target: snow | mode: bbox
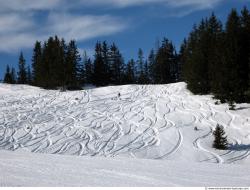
[1,150,250,187]
[0,82,250,186]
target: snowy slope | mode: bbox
[0,82,250,186]
[1,150,250,187]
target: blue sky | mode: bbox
[0,0,249,79]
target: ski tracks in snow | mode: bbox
[0,83,249,164]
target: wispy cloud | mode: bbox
[0,34,40,52]
[166,0,223,8]
[0,0,225,53]
[0,12,127,53]
[163,0,224,17]
[80,0,223,9]
[0,13,34,34]
[0,0,61,12]
[48,13,127,41]
[0,0,129,53]
[0,0,224,12]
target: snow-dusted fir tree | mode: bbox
[213,124,228,150]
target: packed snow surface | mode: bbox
[0,82,250,186]
[1,150,250,186]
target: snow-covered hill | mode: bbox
[0,82,250,186]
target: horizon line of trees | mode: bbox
[3,7,250,104]
[180,7,250,104]
[4,36,180,89]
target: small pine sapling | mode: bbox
[213,124,228,150]
[229,101,236,110]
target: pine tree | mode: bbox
[40,40,49,88]
[84,52,93,84]
[32,41,43,86]
[39,36,66,88]
[3,65,12,84]
[10,67,16,84]
[229,101,236,110]
[65,40,81,89]
[154,38,177,84]
[148,49,156,83]
[17,52,27,84]
[80,50,89,85]
[182,15,224,95]
[241,7,250,102]
[186,19,211,94]
[137,48,146,84]
[93,42,106,86]
[222,9,243,102]
[248,55,250,99]
[52,36,65,88]
[143,60,150,84]
[27,66,32,85]
[248,55,250,100]
[31,36,82,89]
[59,38,67,88]
[179,9,250,103]
[213,124,228,150]
[207,13,224,99]
[102,41,110,85]
[109,43,124,85]
[179,38,187,81]
[125,59,136,84]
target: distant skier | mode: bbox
[118,92,121,98]
[194,126,198,131]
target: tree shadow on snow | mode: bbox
[228,143,250,151]
[235,106,250,111]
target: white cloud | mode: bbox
[165,0,222,8]
[85,0,224,17]
[0,14,34,34]
[0,0,225,53]
[0,34,41,52]
[0,0,61,11]
[47,13,127,41]
[0,13,39,52]
[83,0,165,7]
[164,0,224,17]
[80,0,223,9]
[0,0,224,11]
[0,11,127,53]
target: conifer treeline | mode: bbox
[3,7,250,103]
[181,7,250,103]
[4,37,179,89]
[32,37,81,89]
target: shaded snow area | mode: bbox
[0,82,250,186]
